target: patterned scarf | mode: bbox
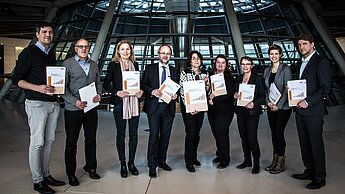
[120,60,139,119]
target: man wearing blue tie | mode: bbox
[141,44,179,178]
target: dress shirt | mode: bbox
[299,51,316,79]
[35,42,51,54]
[159,62,171,86]
[75,55,91,76]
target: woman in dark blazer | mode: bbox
[207,55,236,169]
[234,56,265,174]
[180,51,210,173]
[103,40,143,178]
[263,44,292,174]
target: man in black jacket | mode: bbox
[292,33,331,190]
[12,22,65,194]
[141,44,179,178]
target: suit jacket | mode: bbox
[103,61,140,106]
[208,71,236,115]
[235,72,265,116]
[141,63,179,116]
[296,53,331,116]
[61,57,103,111]
[263,63,292,110]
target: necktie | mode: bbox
[161,66,166,84]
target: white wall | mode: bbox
[0,37,30,74]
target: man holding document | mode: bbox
[12,22,66,194]
[292,33,331,190]
[61,38,102,186]
[141,44,179,178]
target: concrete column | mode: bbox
[223,0,245,65]
[90,0,118,63]
[301,0,345,75]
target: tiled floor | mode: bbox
[0,100,345,194]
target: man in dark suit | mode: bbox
[141,44,179,178]
[292,33,331,190]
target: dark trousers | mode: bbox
[236,108,260,165]
[113,103,140,162]
[267,108,292,156]
[295,111,326,182]
[208,111,234,165]
[147,103,174,169]
[181,104,204,166]
[64,108,98,176]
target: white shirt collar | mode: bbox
[302,50,316,63]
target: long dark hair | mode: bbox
[213,54,233,78]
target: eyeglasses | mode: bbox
[192,57,200,60]
[76,45,90,49]
[240,63,252,66]
[159,52,171,56]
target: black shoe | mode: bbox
[68,175,79,186]
[34,181,55,194]
[120,162,128,178]
[292,170,313,180]
[149,168,157,178]
[306,180,326,190]
[212,157,220,163]
[158,162,172,171]
[186,165,195,173]
[236,161,252,169]
[128,161,139,176]
[193,160,201,166]
[217,163,229,169]
[44,175,65,186]
[252,165,260,174]
[83,166,100,179]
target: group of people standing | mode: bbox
[12,21,331,194]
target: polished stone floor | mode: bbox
[0,100,345,194]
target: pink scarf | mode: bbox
[120,60,139,119]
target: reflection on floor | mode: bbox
[0,100,345,194]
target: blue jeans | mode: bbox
[25,100,60,183]
[113,103,140,162]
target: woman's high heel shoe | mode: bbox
[120,162,128,178]
[128,161,139,176]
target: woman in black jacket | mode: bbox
[234,56,265,174]
[207,55,236,169]
[103,40,143,178]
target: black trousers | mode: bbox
[208,111,234,165]
[64,108,98,176]
[147,103,174,169]
[236,108,260,165]
[267,108,292,156]
[113,103,140,162]
[181,105,204,166]
[295,111,326,182]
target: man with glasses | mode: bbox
[61,38,103,186]
[12,22,66,194]
[141,44,179,178]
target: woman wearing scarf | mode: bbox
[103,40,143,178]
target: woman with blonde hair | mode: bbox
[103,40,143,178]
